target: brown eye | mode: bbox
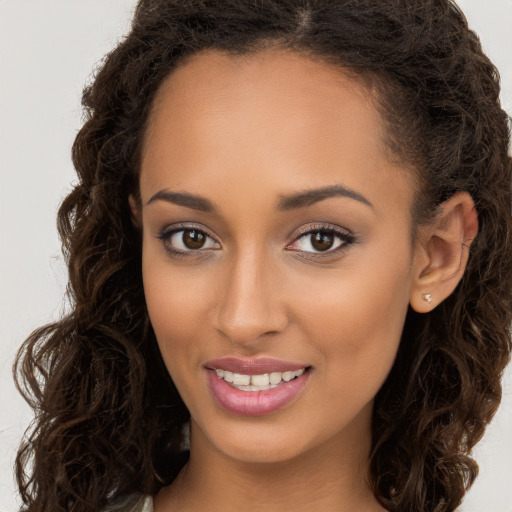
[311,231,335,252]
[182,230,206,249]
[159,227,220,254]
[287,225,354,255]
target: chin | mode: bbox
[190,410,368,467]
[219,437,315,465]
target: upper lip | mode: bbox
[204,357,308,375]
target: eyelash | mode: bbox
[156,223,220,259]
[286,224,357,259]
[156,223,357,260]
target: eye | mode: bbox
[286,225,355,255]
[157,225,220,256]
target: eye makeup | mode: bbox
[156,223,221,260]
[155,221,357,261]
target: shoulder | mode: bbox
[103,494,154,512]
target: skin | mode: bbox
[131,48,478,512]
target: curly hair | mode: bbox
[14,1,512,511]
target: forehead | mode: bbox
[151,48,371,109]
[145,48,382,148]
[140,48,413,218]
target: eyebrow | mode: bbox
[146,190,215,212]
[146,183,373,212]
[278,184,373,211]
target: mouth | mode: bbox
[213,367,306,391]
[204,358,311,416]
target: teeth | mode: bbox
[215,368,305,391]
[232,373,251,386]
[269,372,282,385]
[251,373,270,386]
[282,371,297,382]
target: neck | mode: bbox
[155,414,385,512]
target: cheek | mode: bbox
[294,240,413,398]
[141,248,211,368]
[143,226,413,400]
[143,265,214,419]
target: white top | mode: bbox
[104,494,153,512]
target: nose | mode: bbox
[212,249,288,346]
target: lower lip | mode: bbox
[206,369,310,416]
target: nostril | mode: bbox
[212,263,289,343]
[214,324,284,346]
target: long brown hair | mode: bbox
[15,1,512,511]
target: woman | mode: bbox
[14,1,512,511]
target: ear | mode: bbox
[410,192,478,313]
[128,194,142,229]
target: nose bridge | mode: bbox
[214,245,286,344]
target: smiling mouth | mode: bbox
[214,368,306,391]
[205,360,311,415]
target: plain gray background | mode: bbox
[1,1,511,510]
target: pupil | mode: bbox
[311,232,334,251]
[183,230,205,249]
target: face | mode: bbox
[136,49,418,465]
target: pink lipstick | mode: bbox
[204,357,310,416]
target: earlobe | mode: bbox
[128,194,142,229]
[410,192,478,313]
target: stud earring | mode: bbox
[422,293,432,303]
